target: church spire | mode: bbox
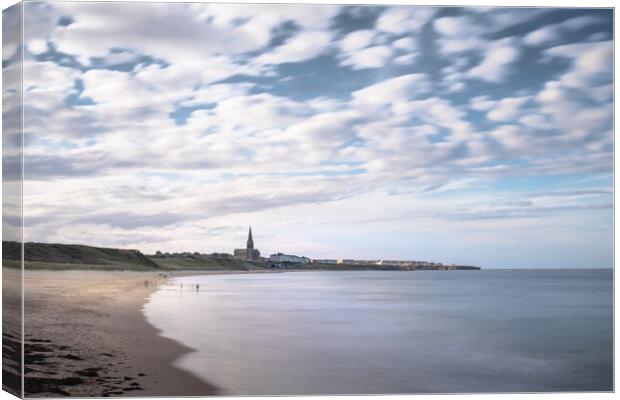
[247,226,254,250]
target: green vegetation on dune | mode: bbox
[2,241,164,271]
[1,241,269,271]
[14,260,162,271]
[150,255,268,271]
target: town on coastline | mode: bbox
[151,227,481,271]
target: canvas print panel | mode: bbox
[2,1,615,398]
[2,2,23,397]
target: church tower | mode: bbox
[246,226,254,259]
[234,226,260,260]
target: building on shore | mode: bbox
[234,226,261,261]
[336,259,381,265]
[311,259,338,264]
[269,253,310,264]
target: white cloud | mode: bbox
[24,59,79,94]
[536,80,564,104]
[133,59,252,101]
[50,3,266,64]
[22,2,62,57]
[30,2,341,86]
[394,53,417,66]
[377,7,437,35]
[469,96,494,112]
[287,110,362,160]
[256,31,332,65]
[488,124,528,152]
[391,97,473,140]
[180,83,254,107]
[338,30,396,70]
[340,45,394,70]
[434,16,480,37]
[524,15,606,47]
[194,3,340,40]
[535,79,612,143]
[545,41,612,88]
[81,69,179,110]
[433,14,522,88]
[486,97,528,122]
[519,114,549,129]
[99,50,142,67]
[392,37,416,52]
[340,29,376,53]
[468,39,520,83]
[433,15,486,56]
[27,39,48,54]
[352,74,431,105]
[468,7,552,32]
[339,29,420,70]
[524,26,559,46]
[185,93,307,138]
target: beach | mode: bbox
[20,269,220,397]
[9,268,613,396]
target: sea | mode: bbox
[143,269,613,395]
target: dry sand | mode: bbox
[18,269,233,397]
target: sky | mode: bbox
[2,2,613,268]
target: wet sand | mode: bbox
[19,269,227,397]
[3,267,23,396]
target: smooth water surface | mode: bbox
[143,270,613,395]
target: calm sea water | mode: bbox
[143,270,613,395]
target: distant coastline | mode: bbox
[2,241,480,271]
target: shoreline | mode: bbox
[21,269,228,397]
[105,270,221,396]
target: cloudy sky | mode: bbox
[3,2,613,268]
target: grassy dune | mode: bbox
[3,241,163,271]
[150,256,267,271]
[2,241,266,271]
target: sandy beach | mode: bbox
[19,269,225,397]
